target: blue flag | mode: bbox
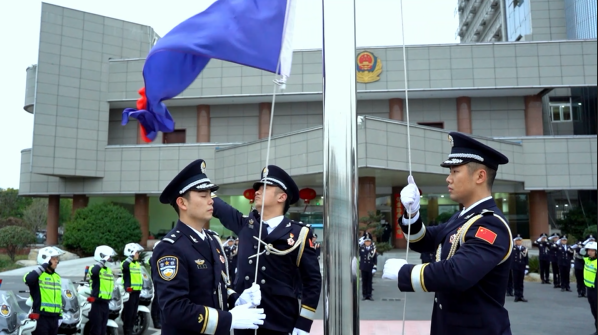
[122,0,297,142]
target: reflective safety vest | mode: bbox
[122,260,143,291]
[24,271,62,314]
[91,266,114,299]
[583,257,597,288]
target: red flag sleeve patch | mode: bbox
[474,226,497,245]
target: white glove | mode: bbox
[400,176,420,215]
[58,319,63,327]
[525,270,529,275]
[372,269,376,274]
[229,303,265,330]
[236,283,261,307]
[292,328,309,335]
[580,248,587,256]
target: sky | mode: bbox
[0,0,459,189]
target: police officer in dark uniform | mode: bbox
[572,240,587,297]
[211,165,322,335]
[396,132,514,335]
[549,233,561,288]
[312,233,321,260]
[148,241,162,329]
[359,236,378,301]
[511,234,529,302]
[153,159,266,335]
[533,233,551,284]
[557,235,574,292]
[223,236,238,285]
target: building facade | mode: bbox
[20,3,597,247]
[458,0,597,43]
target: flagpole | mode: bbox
[321,0,359,334]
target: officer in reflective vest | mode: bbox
[24,246,65,335]
[88,245,117,335]
[581,241,597,334]
[121,243,145,335]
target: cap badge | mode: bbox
[262,166,269,178]
[201,161,206,174]
[448,134,454,147]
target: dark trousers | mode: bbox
[507,270,513,294]
[151,289,161,327]
[575,268,586,295]
[588,287,597,330]
[559,264,570,289]
[539,260,550,282]
[551,261,560,286]
[123,290,141,333]
[512,268,525,298]
[32,314,59,335]
[361,270,373,298]
[88,299,109,335]
[235,329,288,335]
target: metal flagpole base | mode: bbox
[322,0,359,334]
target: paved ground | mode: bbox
[2,249,595,335]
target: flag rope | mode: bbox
[399,0,414,333]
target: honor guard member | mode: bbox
[148,241,162,329]
[549,233,561,288]
[23,246,65,335]
[223,236,238,285]
[533,233,551,284]
[396,132,513,335]
[580,241,597,334]
[88,245,117,335]
[211,165,322,335]
[121,243,145,335]
[154,159,265,335]
[359,236,378,301]
[511,235,529,302]
[557,235,574,292]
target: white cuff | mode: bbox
[401,211,420,225]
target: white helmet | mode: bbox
[586,241,597,251]
[94,245,117,262]
[37,246,65,265]
[153,241,161,250]
[124,243,144,258]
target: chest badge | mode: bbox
[195,259,207,269]
[249,219,255,229]
[287,233,295,246]
[220,255,226,264]
[449,226,463,244]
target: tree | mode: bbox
[0,217,34,231]
[62,202,142,256]
[0,226,36,262]
[59,198,73,225]
[0,188,32,219]
[23,199,48,232]
[557,201,597,240]
[359,211,393,255]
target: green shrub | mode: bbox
[62,202,142,256]
[583,225,597,239]
[0,226,35,262]
[528,255,539,273]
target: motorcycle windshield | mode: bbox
[141,266,153,291]
[0,290,22,334]
[61,279,80,313]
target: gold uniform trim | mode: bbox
[420,263,429,292]
[409,225,427,243]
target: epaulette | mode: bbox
[480,209,495,216]
[205,229,219,237]
[292,220,310,228]
[162,231,182,244]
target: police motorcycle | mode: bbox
[21,278,81,334]
[76,246,120,335]
[0,285,38,335]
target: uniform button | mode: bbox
[266,252,271,255]
[213,290,216,295]
[254,245,258,249]
[245,276,250,281]
[249,260,253,264]
[261,279,266,284]
[435,298,437,303]
[261,266,266,271]
[439,304,442,309]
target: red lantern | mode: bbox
[243,189,256,204]
[299,188,317,205]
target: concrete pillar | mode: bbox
[524,95,544,136]
[46,195,60,246]
[392,186,407,249]
[71,194,89,216]
[389,98,404,121]
[456,96,472,133]
[358,177,377,220]
[197,105,210,142]
[259,103,272,139]
[135,194,150,247]
[427,196,439,224]
[529,191,549,239]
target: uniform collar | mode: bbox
[263,215,284,230]
[459,196,493,217]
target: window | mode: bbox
[418,122,444,129]
[550,103,572,122]
[163,129,186,144]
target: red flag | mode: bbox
[474,227,497,245]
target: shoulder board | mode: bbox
[292,220,310,227]
[162,232,182,244]
[480,209,495,216]
[205,229,219,237]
